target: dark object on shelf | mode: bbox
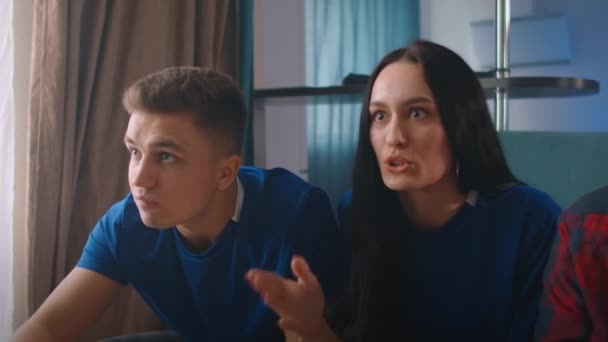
[342,73,369,85]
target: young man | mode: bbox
[535,186,608,341]
[14,67,344,341]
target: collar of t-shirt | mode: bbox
[466,191,479,206]
[231,177,244,223]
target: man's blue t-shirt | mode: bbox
[339,184,561,341]
[78,167,344,341]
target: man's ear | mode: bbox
[217,154,242,191]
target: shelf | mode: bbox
[254,84,365,99]
[253,76,599,100]
[479,76,599,98]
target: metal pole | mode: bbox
[495,0,510,131]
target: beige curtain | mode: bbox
[24,0,239,340]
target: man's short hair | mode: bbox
[122,66,246,155]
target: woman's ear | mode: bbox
[217,154,242,191]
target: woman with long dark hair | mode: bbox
[247,40,561,341]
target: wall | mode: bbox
[12,0,33,332]
[421,0,608,131]
[253,0,608,176]
[0,0,15,337]
[253,0,308,178]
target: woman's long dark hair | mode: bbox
[330,40,520,341]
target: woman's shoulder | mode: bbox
[482,183,561,213]
[479,184,561,241]
[476,185,561,237]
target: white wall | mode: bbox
[11,0,32,332]
[0,0,30,337]
[253,0,308,179]
[253,0,608,177]
[0,0,15,337]
[421,0,608,131]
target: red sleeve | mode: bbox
[535,213,608,341]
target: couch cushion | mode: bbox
[499,131,608,208]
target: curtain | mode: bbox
[0,0,15,340]
[305,0,419,205]
[25,1,239,340]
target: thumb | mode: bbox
[291,255,318,288]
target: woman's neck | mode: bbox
[398,177,466,231]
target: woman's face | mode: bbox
[369,60,455,193]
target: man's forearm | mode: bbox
[13,320,54,342]
[284,325,343,342]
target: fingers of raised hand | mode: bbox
[245,269,289,303]
[291,256,320,289]
[246,264,328,339]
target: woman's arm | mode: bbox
[506,194,560,342]
[247,256,343,342]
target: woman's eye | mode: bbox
[372,112,386,122]
[409,108,428,119]
[130,148,140,157]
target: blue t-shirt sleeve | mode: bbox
[293,187,346,303]
[77,206,129,285]
[507,191,561,342]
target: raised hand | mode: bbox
[245,256,332,339]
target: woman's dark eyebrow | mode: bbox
[369,96,433,109]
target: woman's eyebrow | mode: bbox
[369,96,433,108]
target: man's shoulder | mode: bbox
[103,193,139,224]
[560,186,608,248]
[239,166,313,198]
[236,167,335,234]
[96,193,147,239]
[565,185,608,215]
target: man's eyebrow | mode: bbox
[123,136,187,153]
[150,138,187,153]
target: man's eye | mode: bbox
[160,152,175,162]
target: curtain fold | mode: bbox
[305,0,419,205]
[25,1,239,339]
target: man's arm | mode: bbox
[13,267,124,342]
[534,214,589,341]
[535,210,608,341]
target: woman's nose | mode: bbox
[385,119,407,147]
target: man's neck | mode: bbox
[176,180,239,253]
